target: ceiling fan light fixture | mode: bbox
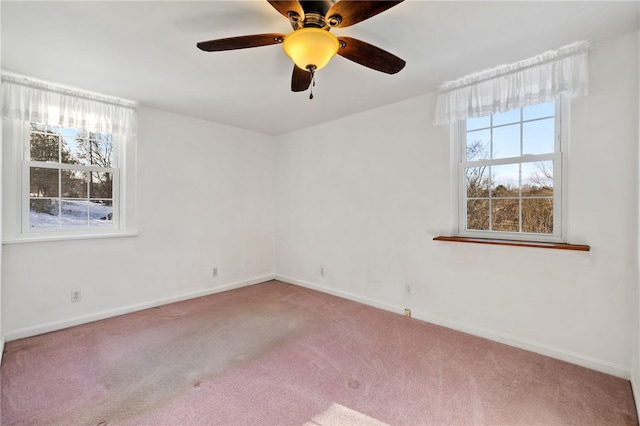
[282,28,339,71]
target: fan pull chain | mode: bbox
[309,66,316,100]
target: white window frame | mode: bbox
[2,119,137,243]
[453,99,569,243]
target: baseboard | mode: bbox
[0,337,5,365]
[275,274,404,316]
[411,310,630,379]
[4,273,276,342]
[276,274,630,379]
[631,367,640,416]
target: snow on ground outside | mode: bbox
[30,199,113,228]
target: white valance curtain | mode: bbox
[434,41,591,125]
[2,73,136,134]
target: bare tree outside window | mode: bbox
[465,139,491,231]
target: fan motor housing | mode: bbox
[293,1,340,29]
[299,0,335,16]
[300,13,327,29]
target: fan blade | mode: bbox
[267,0,304,20]
[337,37,405,74]
[197,33,286,51]
[291,65,312,92]
[326,0,403,28]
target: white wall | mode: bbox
[632,29,640,415]
[0,4,5,361]
[2,106,276,339]
[275,31,639,378]
[0,92,4,362]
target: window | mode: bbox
[457,100,564,241]
[435,42,588,246]
[2,73,136,242]
[26,123,118,230]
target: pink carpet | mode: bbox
[1,281,637,425]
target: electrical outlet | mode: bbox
[404,283,412,294]
[320,266,325,276]
[71,290,81,303]
[212,267,218,278]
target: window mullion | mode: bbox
[489,115,493,232]
[518,163,523,233]
[488,165,493,231]
[518,110,523,233]
[463,153,555,168]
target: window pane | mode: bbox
[90,172,113,199]
[467,199,489,230]
[491,163,520,192]
[492,199,519,232]
[90,200,114,227]
[466,129,491,161]
[523,101,554,121]
[523,118,554,155]
[492,182,519,198]
[467,116,490,131]
[61,170,87,198]
[62,128,87,165]
[30,133,59,162]
[32,124,59,135]
[493,109,520,126]
[492,124,521,159]
[30,123,47,133]
[522,198,553,234]
[522,161,553,196]
[88,133,114,167]
[30,167,59,197]
[30,199,59,228]
[466,167,490,197]
[60,127,82,138]
[61,200,89,227]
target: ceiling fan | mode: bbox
[197,0,406,97]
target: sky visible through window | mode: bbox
[466,102,555,187]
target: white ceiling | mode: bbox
[2,1,639,135]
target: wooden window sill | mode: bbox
[433,236,590,252]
